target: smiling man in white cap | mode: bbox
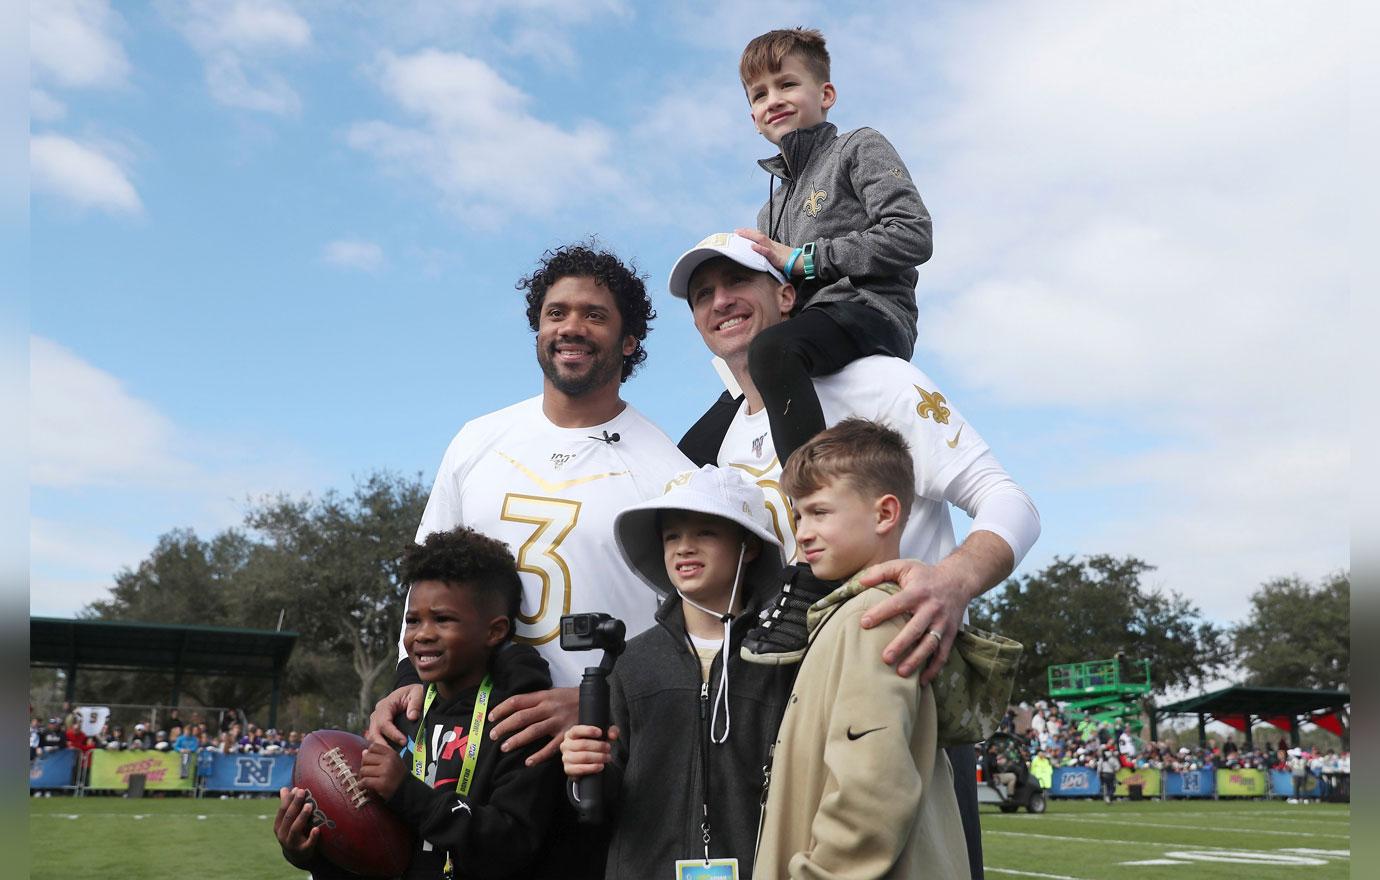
[560,465,793,879]
[669,231,1042,879]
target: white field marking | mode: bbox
[1121,860,1182,866]
[1279,848,1350,858]
[1003,809,1350,822]
[38,813,272,820]
[1031,815,1350,840]
[986,868,1096,880]
[1160,850,1326,865]
[986,829,1346,856]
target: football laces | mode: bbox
[322,746,371,809]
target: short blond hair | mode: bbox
[739,27,831,87]
[781,418,913,518]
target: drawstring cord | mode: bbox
[677,542,747,745]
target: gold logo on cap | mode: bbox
[697,233,732,248]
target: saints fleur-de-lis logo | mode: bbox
[804,189,827,217]
[914,386,951,424]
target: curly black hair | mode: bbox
[518,241,655,382]
[403,527,522,636]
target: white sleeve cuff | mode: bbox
[942,452,1042,567]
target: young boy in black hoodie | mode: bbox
[560,466,791,879]
[274,526,559,879]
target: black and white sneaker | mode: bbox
[740,563,836,665]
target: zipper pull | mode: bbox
[700,681,709,718]
[760,743,776,806]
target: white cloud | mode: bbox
[164,0,312,116]
[348,49,626,227]
[30,89,67,123]
[322,238,384,271]
[31,0,130,91]
[30,134,142,215]
[30,337,192,488]
[826,1,1349,618]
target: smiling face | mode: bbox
[404,579,509,698]
[535,276,637,399]
[687,257,795,367]
[661,510,757,612]
[791,478,896,581]
[745,54,836,146]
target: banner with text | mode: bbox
[1215,768,1267,797]
[29,750,79,789]
[88,750,195,791]
[1049,766,1100,797]
[1270,770,1327,798]
[1164,769,1215,797]
[201,753,296,792]
[1115,767,1162,797]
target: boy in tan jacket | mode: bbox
[755,418,969,880]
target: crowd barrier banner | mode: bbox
[29,750,79,789]
[1164,768,1215,797]
[1049,766,1100,797]
[1216,768,1267,797]
[201,753,296,792]
[88,750,194,791]
[1115,767,1161,797]
[1269,770,1327,798]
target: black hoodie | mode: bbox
[309,642,560,880]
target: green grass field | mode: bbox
[30,794,1350,879]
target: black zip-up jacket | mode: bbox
[309,643,560,880]
[600,595,795,879]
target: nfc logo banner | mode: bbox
[235,757,275,787]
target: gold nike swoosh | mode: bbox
[495,451,627,493]
[947,426,964,449]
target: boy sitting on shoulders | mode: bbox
[274,526,559,879]
[756,419,969,880]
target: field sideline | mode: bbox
[30,795,1350,879]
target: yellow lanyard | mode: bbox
[410,676,494,877]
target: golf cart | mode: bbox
[977,732,1047,813]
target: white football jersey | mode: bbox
[717,356,991,565]
[410,396,692,687]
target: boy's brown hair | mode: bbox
[781,418,914,517]
[739,27,831,87]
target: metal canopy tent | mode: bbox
[1151,684,1349,749]
[30,617,299,728]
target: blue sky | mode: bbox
[29,1,1347,628]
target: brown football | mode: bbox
[293,730,412,878]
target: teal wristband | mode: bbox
[783,247,803,279]
[801,242,817,280]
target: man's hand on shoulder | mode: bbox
[857,532,1013,681]
[366,684,424,748]
[487,687,579,766]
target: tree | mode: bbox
[969,555,1231,703]
[78,471,428,728]
[1233,572,1349,690]
[244,472,427,725]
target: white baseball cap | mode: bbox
[667,232,786,299]
[613,465,783,597]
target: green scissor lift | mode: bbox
[1047,656,1152,728]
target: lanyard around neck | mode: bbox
[411,675,494,798]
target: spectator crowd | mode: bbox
[29,704,304,766]
[978,700,1350,801]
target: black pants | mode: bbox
[948,745,984,879]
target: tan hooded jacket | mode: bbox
[753,579,970,880]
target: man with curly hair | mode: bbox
[368,244,690,875]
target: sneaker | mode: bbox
[740,563,836,665]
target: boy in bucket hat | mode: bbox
[560,466,793,879]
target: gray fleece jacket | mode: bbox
[757,121,932,357]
